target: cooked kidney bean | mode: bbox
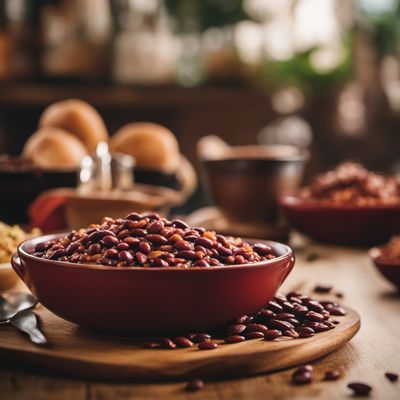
[245,331,265,340]
[31,213,276,268]
[347,382,372,396]
[160,338,177,349]
[297,327,315,338]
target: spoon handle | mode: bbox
[10,310,48,345]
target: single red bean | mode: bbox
[305,300,324,313]
[301,322,330,332]
[218,247,233,257]
[135,252,148,265]
[147,220,164,234]
[326,305,346,316]
[347,382,372,396]
[185,378,204,392]
[118,250,133,265]
[34,241,51,252]
[175,337,193,348]
[253,243,272,255]
[324,370,340,380]
[267,301,283,313]
[245,332,264,340]
[267,319,295,331]
[117,229,130,239]
[264,330,282,341]
[314,283,333,293]
[385,372,398,382]
[116,242,130,251]
[176,250,197,260]
[194,237,213,249]
[233,315,248,325]
[283,329,299,338]
[145,234,168,245]
[275,313,295,320]
[123,237,140,247]
[297,327,315,338]
[171,219,189,229]
[130,229,147,237]
[151,257,169,267]
[245,324,268,334]
[103,235,119,247]
[304,311,325,322]
[292,370,313,385]
[296,365,313,373]
[224,335,245,344]
[198,341,218,350]
[126,212,141,221]
[160,338,177,349]
[138,241,151,254]
[174,240,192,251]
[87,243,101,255]
[194,260,210,267]
[50,249,66,260]
[227,324,246,335]
[192,333,211,343]
[104,248,118,259]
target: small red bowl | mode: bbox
[12,233,295,336]
[280,193,400,247]
[369,246,400,290]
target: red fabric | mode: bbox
[28,194,68,233]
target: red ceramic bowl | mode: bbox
[369,246,400,290]
[12,233,295,336]
[280,193,400,247]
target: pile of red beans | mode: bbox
[142,291,347,350]
[30,213,276,268]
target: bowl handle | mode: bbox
[11,253,26,281]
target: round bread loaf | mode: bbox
[109,123,180,172]
[39,99,108,151]
[22,127,87,169]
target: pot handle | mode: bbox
[11,253,26,281]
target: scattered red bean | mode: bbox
[185,378,204,392]
[264,330,283,341]
[175,337,194,348]
[224,335,246,344]
[245,332,265,340]
[324,370,340,380]
[198,341,218,350]
[385,372,398,382]
[314,284,333,293]
[347,382,372,396]
[292,366,313,385]
[192,333,211,343]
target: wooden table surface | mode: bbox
[1,238,400,400]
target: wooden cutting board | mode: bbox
[0,306,360,381]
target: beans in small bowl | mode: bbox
[12,212,295,336]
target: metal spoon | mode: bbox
[0,292,38,322]
[9,309,47,345]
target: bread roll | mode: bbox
[22,127,87,169]
[109,123,180,172]
[39,99,108,151]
